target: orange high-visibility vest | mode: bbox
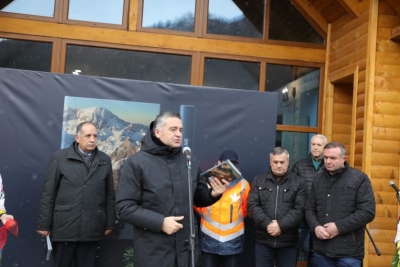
[195,178,250,253]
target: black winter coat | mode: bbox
[247,171,306,248]
[291,154,324,196]
[37,143,115,241]
[305,162,376,258]
[116,127,221,267]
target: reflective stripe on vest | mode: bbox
[200,179,246,242]
[200,224,244,242]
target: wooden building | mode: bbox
[1,0,400,266]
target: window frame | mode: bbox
[136,0,326,48]
[60,39,196,83]
[0,32,60,72]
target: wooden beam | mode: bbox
[128,0,139,31]
[362,0,379,212]
[322,24,332,136]
[337,0,361,19]
[0,16,326,63]
[289,0,328,39]
[390,24,400,42]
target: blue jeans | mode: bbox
[255,243,297,267]
[201,252,242,267]
[309,252,362,267]
[298,221,311,262]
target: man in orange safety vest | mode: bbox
[195,149,250,267]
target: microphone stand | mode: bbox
[186,156,196,267]
[362,189,386,257]
[365,227,381,256]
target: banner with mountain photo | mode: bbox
[0,68,278,267]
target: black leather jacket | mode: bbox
[247,171,306,248]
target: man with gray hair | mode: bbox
[291,134,328,263]
[248,147,306,267]
[37,121,115,267]
[305,142,375,267]
[116,111,228,267]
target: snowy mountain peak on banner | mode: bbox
[61,106,148,155]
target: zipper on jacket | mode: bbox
[230,204,233,223]
[273,185,279,248]
[274,185,279,219]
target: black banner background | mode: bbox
[0,68,277,266]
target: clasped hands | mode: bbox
[315,222,339,240]
[267,220,282,236]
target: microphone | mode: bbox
[183,146,191,160]
[389,181,400,195]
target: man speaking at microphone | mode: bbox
[116,111,228,267]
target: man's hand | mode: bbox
[267,220,282,236]
[36,230,51,237]
[104,229,112,235]
[161,216,184,235]
[210,178,229,197]
[314,225,331,240]
[0,214,14,225]
[324,222,339,239]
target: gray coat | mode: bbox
[37,142,115,241]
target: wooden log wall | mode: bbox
[327,2,379,266]
[332,83,353,164]
[370,1,400,266]
[328,2,400,266]
[329,10,369,171]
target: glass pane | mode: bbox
[275,131,316,169]
[204,58,260,90]
[68,0,124,24]
[142,0,195,32]
[269,0,324,44]
[208,0,264,38]
[0,0,54,17]
[0,38,52,71]
[266,64,320,127]
[65,45,191,84]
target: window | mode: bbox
[269,0,324,44]
[207,0,264,38]
[65,45,192,84]
[0,38,52,71]
[68,0,125,25]
[139,0,324,45]
[142,0,196,32]
[276,131,315,168]
[266,64,320,127]
[204,58,260,90]
[0,0,55,17]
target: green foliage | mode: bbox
[123,246,134,267]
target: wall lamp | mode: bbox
[281,86,296,107]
